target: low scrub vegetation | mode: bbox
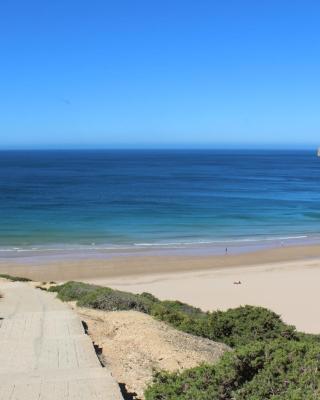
[0,273,31,282]
[51,281,299,347]
[49,281,156,313]
[50,281,320,399]
[150,302,296,347]
[145,339,320,399]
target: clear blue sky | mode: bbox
[1,1,319,149]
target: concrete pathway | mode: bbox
[0,281,123,400]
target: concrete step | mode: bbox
[0,311,84,339]
[0,282,123,399]
[0,375,121,400]
[0,335,102,373]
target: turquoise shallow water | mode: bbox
[1,150,320,255]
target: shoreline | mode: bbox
[0,242,320,281]
[1,233,319,258]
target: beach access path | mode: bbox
[0,280,123,400]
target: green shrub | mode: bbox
[50,281,320,399]
[49,281,102,301]
[79,289,155,313]
[151,304,296,348]
[201,305,297,347]
[145,339,320,400]
[50,281,158,313]
[48,281,94,299]
[151,302,198,332]
[155,300,205,317]
[140,292,160,303]
[297,331,320,344]
[51,282,298,348]
[0,273,31,282]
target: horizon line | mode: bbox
[0,146,318,152]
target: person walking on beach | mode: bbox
[225,247,228,255]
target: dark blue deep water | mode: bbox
[1,150,320,250]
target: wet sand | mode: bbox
[0,243,320,282]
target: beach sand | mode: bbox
[1,243,320,333]
[89,258,320,334]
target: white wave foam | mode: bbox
[0,234,317,254]
[134,235,310,247]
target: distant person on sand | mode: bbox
[225,247,228,255]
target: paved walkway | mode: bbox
[0,281,123,400]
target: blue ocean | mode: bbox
[1,150,320,253]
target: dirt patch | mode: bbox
[75,307,229,399]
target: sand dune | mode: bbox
[75,308,228,399]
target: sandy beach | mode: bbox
[90,258,320,334]
[1,244,320,334]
